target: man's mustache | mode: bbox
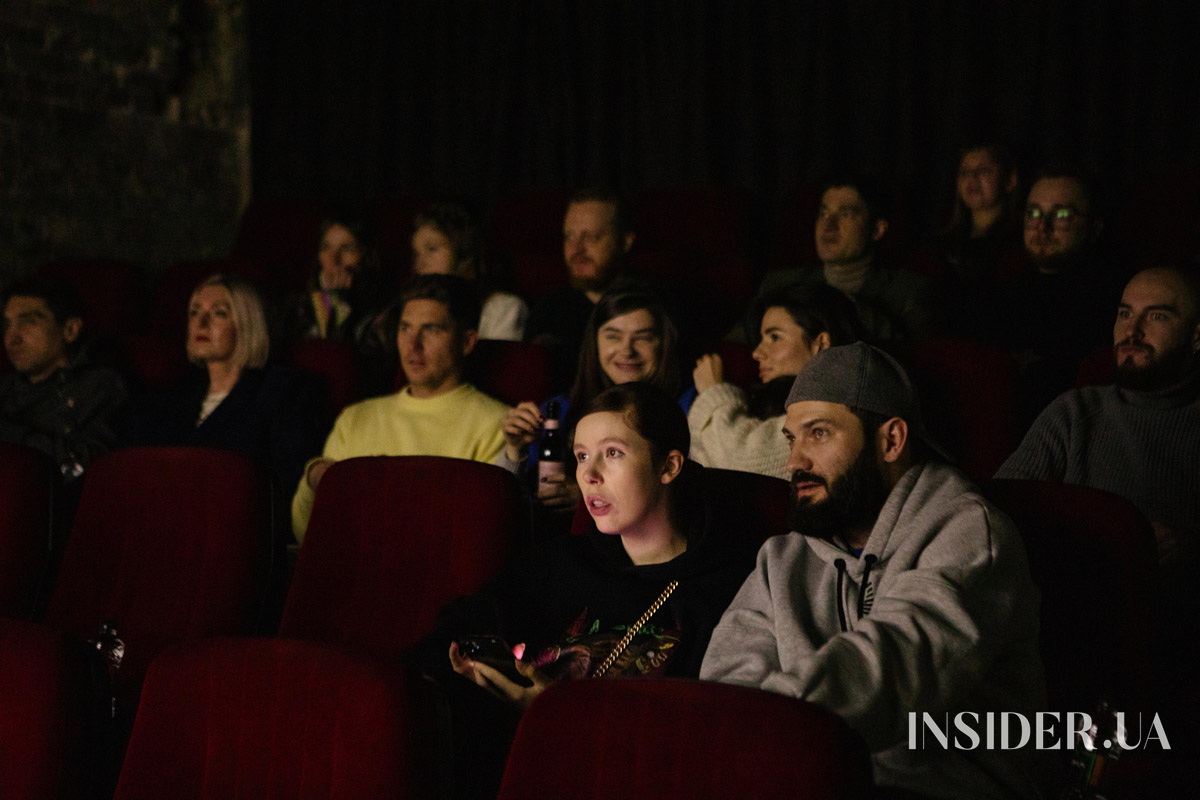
[790,470,826,490]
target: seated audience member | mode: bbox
[291,274,508,540]
[1,277,126,481]
[701,343,1045,800]
[411,202,528,341]
[1003,164,1122,415]
[997,266,1200,573]
[499,282,690,510]
[423,382,756,798]
[688,283,862,480]
[126,274,324,498]
[928,143,1023,341]
[279,215,381,347]
[525,189,635,388]
[754,175,935,341]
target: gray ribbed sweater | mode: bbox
[995,370,1200,531]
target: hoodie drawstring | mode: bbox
[857,553,877,619]
[834,558,848,632]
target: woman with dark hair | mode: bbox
[423,382,754,796]
[498,281,690,508]
[280,215,382,346]
[410,202,528,341]
[929,143,1024,341]
[688,283,862,479]
[127,274,324,497]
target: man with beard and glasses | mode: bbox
[997,266,1200,573]
[702,342,1045,800]
[525,189,636,388]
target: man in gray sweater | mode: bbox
[996,266,1200,571]
[701,343,1045,799]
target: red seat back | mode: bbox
[983,479,1158,712]
[42,447,273,704]
[114,638,411,800]
[0,442,54,619]
[280,456,528,660]
[466,339,554,407]
[288,338,363,422]
[498,679,872,800]
[39,258,145,339]
[0,620,92,800]
[887,338,1022,481]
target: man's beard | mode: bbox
[1114,342,1196,391]
[788,443,891,543]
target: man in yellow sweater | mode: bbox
[291,274,508,541]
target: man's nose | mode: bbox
[785,442,812,475]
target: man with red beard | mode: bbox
[526,189,635,388]
[997,266,1200,572]
[702,342,1045,800]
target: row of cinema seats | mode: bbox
[0,437,1167,797]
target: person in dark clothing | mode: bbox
[1,277,126,481]
[126,274,324,499]
[419,382,757,798]
[525,189,635,389]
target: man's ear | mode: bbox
[660,450,685,484]
[460,328,479,357]
[810,330,832,353]
[871,219,889,242]
[622,231,636,254]
[62,317,83,345]
[878,417,908,464]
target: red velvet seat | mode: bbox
[713,340,758,389]
[498,679,873,799]
[485,189,572,263]
[39,258,145,339]
[113,638,411,800]
[467,338,554,407]
[280,456,528,661]
[231,198,326,297]
[982,479,1158,713]
[1075,342,1116,388]
[0,442,54,619]
[887,338,1022,481]
[288,338,363,422]
[0,620,92,800]
[41,447,274,706]
[631,186,749,255]
[509,250,568,303]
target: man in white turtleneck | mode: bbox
[997,266,1200,571]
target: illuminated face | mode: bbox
[186,285,238,366]
[411,225,457,276]
[574,410,671,538]
[753,306,819,383]
[2,296,77,383]
[814,186,884,266]
[957,149,1008,213]
[597,309,661,385]
[1023,177,1095,267]
[318,223,363,289]
[563,200,630,292]
[396,298,471,397]
[1113,269,1200,390]
[782,400,889,540]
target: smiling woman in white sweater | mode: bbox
[688,283,863,479]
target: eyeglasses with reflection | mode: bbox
[1024,205,1086,230]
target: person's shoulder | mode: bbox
[335,391,399,424]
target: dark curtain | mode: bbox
[249,0,1200,234]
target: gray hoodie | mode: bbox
[701,461,1046,799]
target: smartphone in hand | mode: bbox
[456,635,532,687]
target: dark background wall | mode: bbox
[4,1,1199,282]
[1,0,249,281]
[249,1,1200,245]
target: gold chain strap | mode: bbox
[591,580,679,679]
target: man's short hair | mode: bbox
[567,188,633,238]
[398,274,481,334]
[817,173,891,225]
[1,277,85,324]
[1029,162,1102,218]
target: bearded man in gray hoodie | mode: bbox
[701,342,1046,800]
